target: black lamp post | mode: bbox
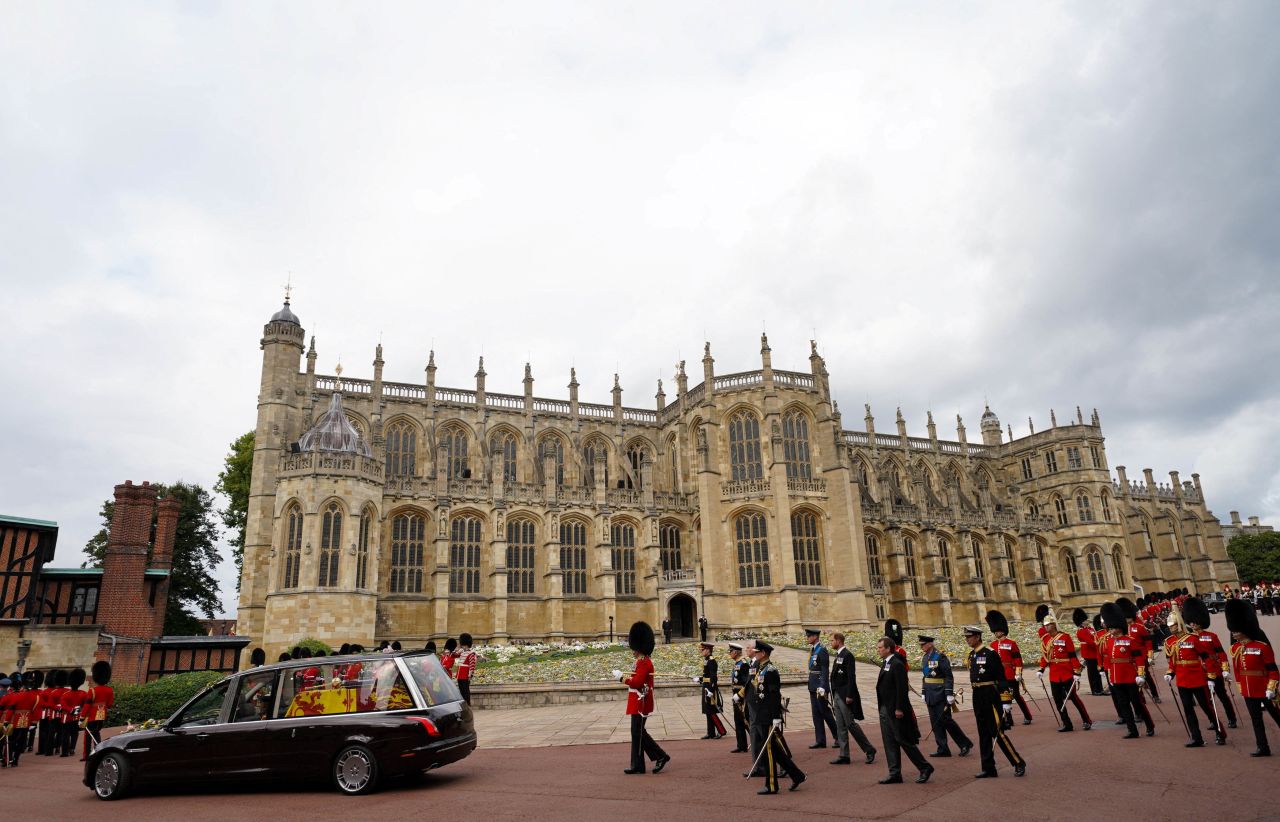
[609,616,614,642]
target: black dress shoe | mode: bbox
[865,750,877,765]
[832,742,841,748]
[830,757,851,765]
[975,771,998,779]
[1146,727,1155,737]
[929,750,952,758]
[1228,720,1237,729]
[757,787,778,795]
[916,767,935,784]
[1122,731,1140,739]
[1185,740,1204,748]
[1153,696,1162,704]
[1057,726,1073,733]
[1014,764,1026,777]
[730,748,747,753]
[958,745,972,757]
[700,735,715,740]
[878,775,904,784]
[624,768,645,774]
[1215,736,1226,746]
[1114,719,1126,725]
[808,743,825,749]
[1251,749,1272,757]
[653,756,670,774]
[789,775,805,791]
[1022,717,1032,726]
[1082,722,1092,730]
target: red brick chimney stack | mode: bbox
[153,494,180,571]
[97,480,161,683]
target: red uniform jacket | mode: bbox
[3,688,40,729]
[1076,625,1098,661]
[1039,632,1082,682]
[1230,640,1279,699]
[1196,631,1228,679]
[60,688,88,724]
[1166,633,1210,688]
[440,652,455,678]
[1128,622,1152,660]
[455,649,477,681]
[623,655,655,716]
[1104,634,1146,685]
[44,687,67,723]
[85,684,115,723]
[993,637,1024,681]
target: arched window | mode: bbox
[385,420,416,478]
[727,410,763,482]
[1004,536,1020,581]
[1141,518,1154,553]
[625,443,648,489]
[506,517,536,594]
[1099,492,1113,522]
[937,536,952,578]
[1076,494,1094,523]
[389,512,425,593]
[857,460,870,488]
[735,512,771,589]
[971,535,987,593]
[1085,546,1105,590]
[660,523,682,573]
[281,503,303,590]
[1065,550,1082,593]
[1053,497,1068,526]
[1030,539,1047,579]
[356,506,373,589]
[582,439,608,488]
[560,519,588,596]
[866,534,884,590]
[442,425,469,480]
[791,511,822,586]
[449,515,482,594]
[1111,546,1127,588]
[782,410,812,480]
[538,436,565,486]
[903,536,920,597]
[611,521,636,595]
[490,431,517,483]
[1026,499,1040,518]
[318,502,342,587]
[666,436,679,489]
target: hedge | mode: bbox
[108,670,227,728]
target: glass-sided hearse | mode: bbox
[85,651,476,800]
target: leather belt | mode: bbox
[923,677,945,684]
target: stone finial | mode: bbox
[427,350,436,368]
[760,333,770,352]
[524,362,533,380]
[308,336,316,354]
[1050,409,1057,427]
[1076,405,1083,425]
[569,366,578,388]
[896,407,904,423]
[475,355,486,378]
[1027,416,1034,435]
[1007,423,1013,440]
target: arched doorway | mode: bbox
[668,593,696,638]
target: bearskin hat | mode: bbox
[1072,608,1088,627]
[250,648,266,667]
[1100,601,1127,632]
[338,643,352,655]
[67,668,86,690]
[627,621,656,656]
[91,661,112,686]
[52,669,68,687]
[24,669,42,689]
[884,619,903,647]
[7,671,21,689]
[350,644,364,653]
[1225,598,1269,644]
[1116,597,1138,620]
[1034,604,1050,623]
[984,609,1010,635]
[459,633,473,647]
[1181,596,1211,630]
[1092,613,1104,632]
[444,637,458,652]
[1136,597,1147,608]
[277,652,291,662]
[290,646,303,659]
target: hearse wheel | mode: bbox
[93,752,133,800]
[333,744,380,795]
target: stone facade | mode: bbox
[237,300,1239,656]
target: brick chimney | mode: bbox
[153,494,180,571]
[97,480,159,684]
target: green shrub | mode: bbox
[108,671,226,728]
[292,637,333,656]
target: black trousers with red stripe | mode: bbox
[1049,679,1091,728]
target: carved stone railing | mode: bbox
[660,568,698,587]
[714,370,764,391]
[578,402,613,419]
[685,382,707,405]
[314,376,372,395]
[500,482,545,504]
[435,387,478,405]
[382,381,426,399]
[447,479,491,500]
[280,452,383,482]
[557,485,595,506]
[786,477,828,496]
[606,488,643,508]
[533,397,572,415]
[773,370,815,390]
[622,407,658,423]
[487,392,524,410]
[721,478,771,500]
[653,491,696,511]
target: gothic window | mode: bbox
[582,439,608,487]
[1141,518,1154,553]
[727,410,763,482]
[281,503,302,590]
[1030,539,1047,579]
[318,502,342,588]
[972,535,987,593]
[1020,457,1033,481]
[937,536,952,578]
[660,523,682,573]
[1111,546,1127,588]
[389,512,425,594]
[1026,499,1040,518]
[385,420,416,478]
[782,410,812,480]
[625,443,648,489]
[356,506,373,589]
[1100,492,1113,522]
[1044,450,1059,474]
[1053,497,1068,526]
[1076,494,1094,523]
[506,517,536,595]
[1090,445,1104,468]
[735,511,771,589]
[490,431,517,483]
[442,425,469,480]
[1065,551,1082,593]
[1086,545,1105,590]
[1004,537,1020,581]
[791,511,822,586]
[666,435,679,489]
[857,460,870,488]
[449,515,482,595]
[538,436,565,486]
[611,521,636,596]
[865,534,884,590]
[560,519,588,596]
[1067,446,1082,469]
[903,536,920,597]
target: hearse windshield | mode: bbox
[402,652,465,706]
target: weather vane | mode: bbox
[283,272,293,302]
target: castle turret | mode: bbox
[980,404,1002,446]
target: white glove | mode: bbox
[692,676,701,683]
[1073,675,1081,686]
[1267,689,1276,700]
[772,718,783,730]
[1164,674,1173,683]
[1135,676,1145,686]
[732,694,740,704]
[1036,670,1043,679]
[1222,670,1231,681]
[946,695,955,706]
[816,687,826,698]
[611,669,623,680]
[1002,703,1013,715]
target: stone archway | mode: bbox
[667,593,696,638]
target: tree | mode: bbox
[1226,531,1280,584]
[215,431,254,591]
[83,481,224,635]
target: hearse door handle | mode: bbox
[195,733,210,740]
[291,728,297,738]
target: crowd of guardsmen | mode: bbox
[612,589,1279,794]
[0,661,114,767]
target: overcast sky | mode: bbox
[3,2,1277,618]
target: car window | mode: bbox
[276,659,414,718]
[232,670,279,722]
[174,682,230,727]
[404,653,464,707]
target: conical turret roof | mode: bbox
[299,392,370,457]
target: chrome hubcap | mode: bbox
[336,750,371,792]
[95,757,120,797]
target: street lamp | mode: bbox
[608,616,614,643]
[16,639,32,673]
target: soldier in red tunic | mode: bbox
[1037,613,1091,731]
[1073,608,1104,695]
[0,671,41,767]
[1100,602,1155,737]
[614,621,669,775]
[1226,599,1280,756]
[1118,597,1161,704]
[81,661,114,761]
[1183,597,1237,729]
[58,668,88,757]
[986,610,1032,728]
[1164,602,1223,747]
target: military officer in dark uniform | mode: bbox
[743,641,765,777]
[728,642,750,752]
[963,624,1026,778]
[805,627,839,749]
[874,635,934,784]
[697,641,724,739]
[753,641,805,795]
[829,631,876,765]
[919,634,972,758]
[698,615,708,642]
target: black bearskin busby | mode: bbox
[277,652,291,662]
[444,637,458,653]
[67,667,86,690]
[1100,601,1127,632]
[1034,604,1050,624]
[985,609,1010,636]
[91,661,112,686]
[1116,597,1138,621]
[1136,596,1147,608]
[884,619,903,647]
[1072,608,1088,628]
[290,646,303,660]
[459,634,473,647]
[1092,613,1104,632]
[338,643,352,655]
[627,621,656,656]
[250,647,267,667]
[24,669,42,689]
[8,671,22,690]
[51,669,68,687]
[1225,598,1269,644]
[1180,596,1211,630]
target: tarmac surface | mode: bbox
[6,611,1278,820]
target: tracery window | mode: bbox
[727,410,763,482]
[791,511,822,586]
[1026,499,1040,518]
[937,536,952,579]
[442,425,469,480]
[1065,551,1082,593]
[490,431,517,483]
[385,420,416,478]
[560,519,588,596]
[625,443,648,489]
[389,512,425,594]
[506,517,536,595]
[611,522,636,596]
[1004,537,1020,581]
[318,501,342,587]
[449,515,482,595]
[281,503,302,590]
[582,439,608,488]
[666,436,679,489]
[972,535,987,594]
[1141,518,1154,553]
[1053,497,1068,526]
[538,436,565,486]
[865,534,884,590]
[660,523,682,573]
[1076,494,1094,523]
[356,506,372,589]
[1111,546,1127,588]
[782,410,812,480]
[1099,493,1112,522]
[903,536,920,597]
[1030,539,1047,579]
[1085,545,1105,590]
[735,512,770,589]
